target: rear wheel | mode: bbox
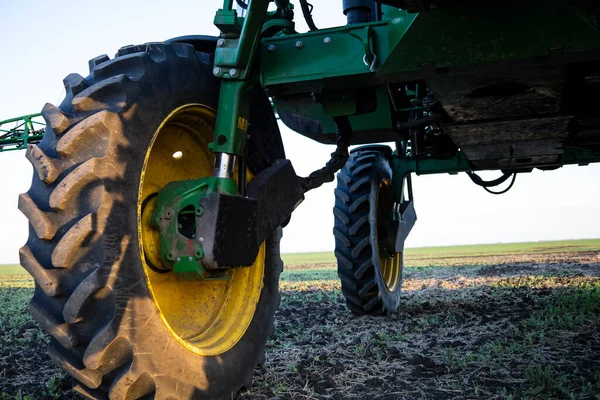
[19,42,282,399]
[333,147,404,315]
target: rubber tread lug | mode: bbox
[88,54,110,73]
[333,228,351,248]
[352,162,374,176]
[63,268,104,323]
[349,194,369,213]
[358,278,377,298]
[338,270,358,291]
[337,170,352,185]
[72,75,128,113]
[48,345,103,389]
[18,193,60,240]
[92,53,146,81]
[364,295,382,312]
[334,188,350,204]
[49,160,100,211]
[83,326,132,372]
[73,382,108,400]
[349,215,369,236]
[19,246,61,296]
[351,237,370,259]
[63,73,89,97]
[333,207,350,225]
[56,110,114,158]
[334,250,353,271]
[350,177,370,193]
[51,213,101,269]
[29,299,77,348]
[109,370,156,400]
[41,103,70,134]
[355,153,376,164]
[342,289,362,306]
[354,259,373,280]
[25,144,61,184]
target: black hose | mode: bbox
[298,116,353,192]
[235,0,248,9]
[483,174,517,195]
[467,171,518,195]
[466,171,513,188]
[299,0,318,31]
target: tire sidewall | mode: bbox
[366,152,403,312]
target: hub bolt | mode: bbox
[296,40,304,49]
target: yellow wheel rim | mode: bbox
[137,104,266,356]
[376,180,402,292]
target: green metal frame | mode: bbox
[0,113,44,152]
[152,177,238,280]
[210,0,600,186]
[4,1,600,279]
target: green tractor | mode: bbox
[9,0,600,398]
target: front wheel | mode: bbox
[333,147,404,315]
[19,42,282,399]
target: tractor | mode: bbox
[4,0,599,398]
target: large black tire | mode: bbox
[18,42,283,399]
[333,147,404,315]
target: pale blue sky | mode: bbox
[0,0,598,263]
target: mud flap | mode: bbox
[395,200,417,253]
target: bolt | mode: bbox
[217,38,226,47]
[213,67,222,76]
[188,256,193,261]
[230,68,239,78]
[165,210,172,219]
[295,40,303,49]
[176,257,181,262]
[268,44,276,52]
[323,37,332,45]
[195,207,204,217]
[198,237,204,242]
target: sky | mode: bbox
[0,0,598,264]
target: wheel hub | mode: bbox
[138,103,266,356]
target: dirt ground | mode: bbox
[1,251,600,399]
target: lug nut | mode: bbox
[213,67,222,76]
[296,41,303,49]
[323,37,332,45]
[217,38,226,47]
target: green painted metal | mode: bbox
[0,113,44,152]
[378,1,600,78]
[152,176,237,280]
[210,80,254,155]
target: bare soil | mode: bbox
[1,251,600,399]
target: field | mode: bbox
[1,239,600,399]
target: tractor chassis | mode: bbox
[152,0,600,279]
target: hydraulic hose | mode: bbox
[298,116,353,192]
